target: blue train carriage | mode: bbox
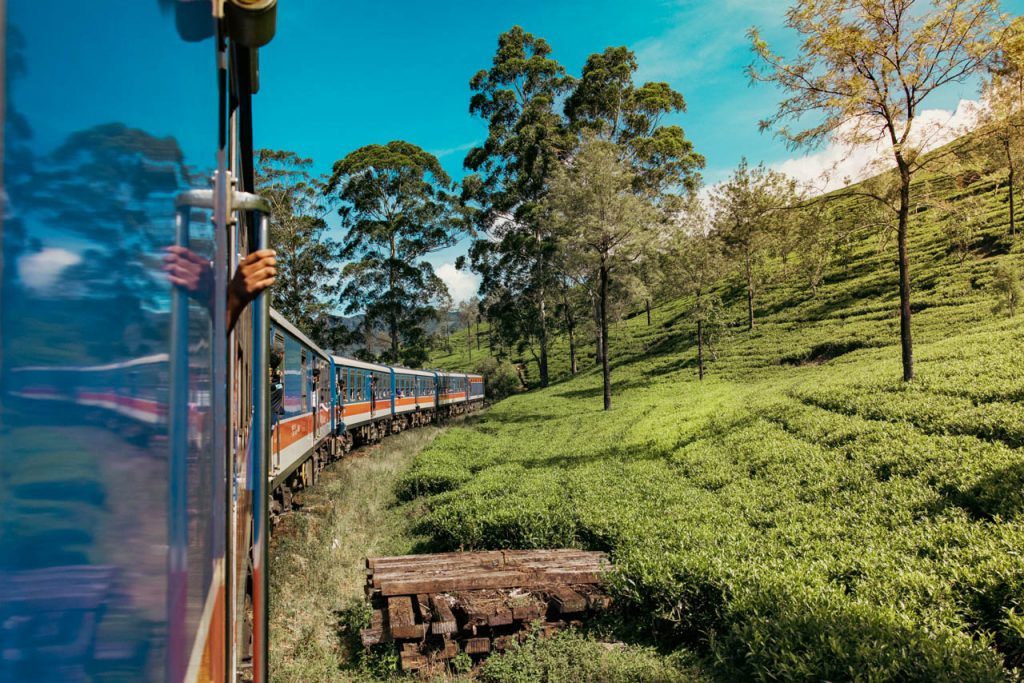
[468,372,486,406]
[392,365,441,430]
[436,370,468,418]
[268,309,334,511]
[331,354,399,446]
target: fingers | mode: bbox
[164,245,208,265]
[243,249,277,267]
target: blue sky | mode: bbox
[8,1,1020,303]
[255,0,1023,302]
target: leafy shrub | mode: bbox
[475,356,523,401]
[477,629,710,683]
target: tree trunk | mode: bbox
[599,260,611,410]
[593,295,603,369]
[389,235,399,362]
[696,289,704,381]
[896,158,914,382]
[538,292,549,388]
[697,318,704,381]
[466,324,472,360]
[1007,138,1016,238]
[745,250,755,331]
[645,298,651,326]
[564,298,578,375]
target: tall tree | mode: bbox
[564,46,705,200]
[463,26,573,388]
[564,46,705,331]
[255,149,340,346]
[711,158,797,331]
[546,137,658,410]
[327,141,458,366]
[750,0,1004,380]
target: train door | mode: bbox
[271,333,285,471]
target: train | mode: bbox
[0,2,483,682]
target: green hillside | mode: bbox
[410,156,1024,679]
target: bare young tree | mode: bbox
[750,0,1005,381]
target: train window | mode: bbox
[271,333,285,417]
[283,336,302,416]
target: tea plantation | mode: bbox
[411,170,1024,680]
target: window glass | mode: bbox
[283,336,302,416]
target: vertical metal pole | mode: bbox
[249,211,270,683]
[167,208,191,683]
[212,165,229,683]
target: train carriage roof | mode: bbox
[391,366,437,378]
[330,355,393,374]
[269,308,331,362]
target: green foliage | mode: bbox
[409,233,1024,681]
[992,260,1023,317]
[463,26,573,387]
[477,629,709,683]
[327,140,459,365]
[451,650,473,674]
[473,356,522,401]
[256,149,341,349]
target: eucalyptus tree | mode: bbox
[564,46,704,199]
[255,149,341,347]
[564,46,704,330]
[546,137,658,410]
[711,158,797,331]
[327,141,458,366]
[463,26,573,387]
[750,0,1005,381]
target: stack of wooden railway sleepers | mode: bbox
[361,549,612,672]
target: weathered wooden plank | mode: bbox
[359,627,382,647]
[493,635,515,651]
[433,637,459,659]
[379,567,605,596]
[464,637,491,655]
[399,651,427,671]
[367,550,504,569]
[429,594,458,636]
[414,594,433,625]
[359,608,385,646]
[370,561,609,587]
[549,587,587,615]
[487,608,514,627]
[387,596,424,640]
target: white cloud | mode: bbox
[774,100,983,195]
[632,0,782,85]
[436,261,479,304]
[429,140,480,159]
[18,247,82,293]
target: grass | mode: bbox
[274,140,1024,680]
[402,159,1024,679]
[269,426,442,682]
[269,421,710,682]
